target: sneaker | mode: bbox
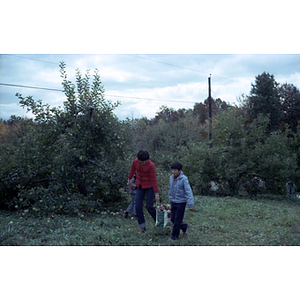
[171,236,179,240]
[182,230,188,237]
[139,227,146,233]
[182,225,188,236]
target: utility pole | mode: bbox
[208,74,212,147]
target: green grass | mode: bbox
[1,195,300,246]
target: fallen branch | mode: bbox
[30,178,57,184]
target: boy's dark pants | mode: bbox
[135,187,156,228]
[171,202,187,238]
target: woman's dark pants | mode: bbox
[135,187,156,228]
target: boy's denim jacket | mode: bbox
[168,172,194,207]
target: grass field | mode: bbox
[1,195,300,246]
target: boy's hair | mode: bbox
[137,149,150,161]
[171,161,183,170]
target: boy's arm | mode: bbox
[127,160,137,187]
[130,177,137,188]
[131,182,137,188]
[168,176,171,203]
[183,176,194,210]
[168,176,173,204]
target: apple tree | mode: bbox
[0,62,131,215]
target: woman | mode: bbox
[128,150,159,233]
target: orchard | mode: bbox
[1,67,300,218]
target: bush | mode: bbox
[182,110,300,198]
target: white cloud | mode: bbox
[277,73,300,88]
[37,69,62,85]
[0,103,34,120]
[102,68,136,83]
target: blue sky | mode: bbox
[1,54,300,121]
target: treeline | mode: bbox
[1,68,300,216]
[124,71,300,197]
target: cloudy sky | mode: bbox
[1,1,299,122]
[1,53,300,121]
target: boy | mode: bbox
[168,161,194,240]
[124,174,137,219]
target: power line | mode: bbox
[0,83,63,92]
[106,94,196,103]
[0,83,198,104]
[7,54,205,75]
[3,55,230,104]
[125,54,209,75]
[4,53,236,83]
[125,54,236,82]
[4,54,79,69]
[4,54,169,85]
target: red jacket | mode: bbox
[128,158,159,193]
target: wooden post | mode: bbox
[208,75,212,147]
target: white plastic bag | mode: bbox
[155,210,171,227]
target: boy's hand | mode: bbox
[189,207,194,211]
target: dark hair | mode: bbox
[137,150,150,161]
[171,161,183,170]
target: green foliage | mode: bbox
[182,109,300,197]
[126,93,300,199]
[133,111,204,170]
[155,167,171,203]
[150,105,191,125]
[246,72,282,131]
[181,143,212,195]
[193,97,230,125]
[2,68,300,215]
[0,62,131,215]
[278,83,300,132]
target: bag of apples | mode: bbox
[155,203,172,227]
